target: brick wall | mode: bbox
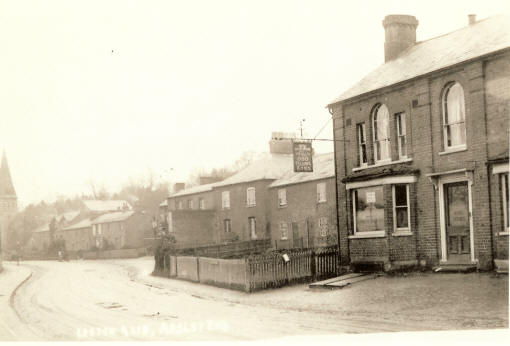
[124,213,152,249]
[268,177,338,249]
[170,210,216,247]
[332,51,510,270]
[169,190,216,212]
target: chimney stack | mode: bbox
[382,15,419,62]
[468,14,476,25]
[173,183,185,193]
[269,131,296,154]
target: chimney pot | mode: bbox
[382,15,419,62]
[468,14,476,25]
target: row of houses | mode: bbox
[159,14,509,272]
[30,200,153,254]
[159,134,338,250]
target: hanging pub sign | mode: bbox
[293,141,313,172]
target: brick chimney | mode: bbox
[382,15,419,62]
[173,183,185,193]
[269,131,295,154]
[468,14,476,25]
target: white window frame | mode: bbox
[223,219,231,233]
[187,199,193,209]
[278,188,287,207]
[279,222,288,240]
[318,217,328,237]
[372,104,391,163]
[97,224,102,235]
[396,112,408,160]
[222,191,230,209]
[357,123,368,167]
[246,187,256,207]
[199,198,205,210]
[392,184,412,235]
[178,201,183,210]
[92,225,96,236]
[501,173,509,235]
[317,182,327,203]
[442,82,467,152]
[351,187,386,238]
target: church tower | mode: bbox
[0,151,17,257]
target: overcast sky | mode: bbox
[1,0,509,208]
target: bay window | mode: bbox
[352,185,385,235]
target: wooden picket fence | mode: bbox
[153,245,341,292]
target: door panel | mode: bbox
[444,182,471,263]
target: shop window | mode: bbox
[442,82,466,150]
[372,104,391,162]
[392,184,411,232]
[278,188,287,207]
[357,123,368,166]
[222,191,230,209]
[247,187,256,206]
[395,112,407,159]
[352,186,385,235]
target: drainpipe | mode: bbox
[330,105,346,273]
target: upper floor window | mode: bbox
[178,201,183,210]
[357,123,368,166]
[442,82,466,150]
[199,198,205,210]
[395,113,407,159]
[317,182,327,203]
[247,187,256,206]
[278,188,287,207]
[187,199,193,209]
[222,191,230,209]
[372,104,391,163]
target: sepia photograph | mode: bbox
[0,0,509,344]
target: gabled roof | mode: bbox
[0,151,16,197]
[213,153,294,187]
[269,153,335,188]
[329,15,510,105]
[169,183,216,198]
[91,210,135,224]
[83,200,131,212]
[63,218,92,231]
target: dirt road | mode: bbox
[1,257,508,341]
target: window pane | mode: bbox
[396,207,408,228]
[395,185,407,206]
[355,186,385,232]
[444,82,466,147]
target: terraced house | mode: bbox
[328,15,510,271]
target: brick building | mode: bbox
[91,210,152,250]
[328,15,509,271]
[268,152,338,249]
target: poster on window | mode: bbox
[293,141,313,172]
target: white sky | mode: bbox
[1,0,509,208]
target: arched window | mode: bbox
[372,104,391,162]
[442,82,466,149]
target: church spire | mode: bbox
[0,151,16,197]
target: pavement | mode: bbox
[0,257,508,341]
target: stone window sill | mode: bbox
[499,231,509,236]
[438,146,467,156]
[392,230,413,237]
[348,231,386,239]
[246,204,256,208]
[352,158,413,172]
[278,204,288,209]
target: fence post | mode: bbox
[311,249,316,280]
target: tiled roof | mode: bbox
[213,153,294,187]
[269,153,335,188]
[63,218,92,231]
[83,200,132,212]
[329,15,510,105]
[170,183,216,198]
[91,210,135,224]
